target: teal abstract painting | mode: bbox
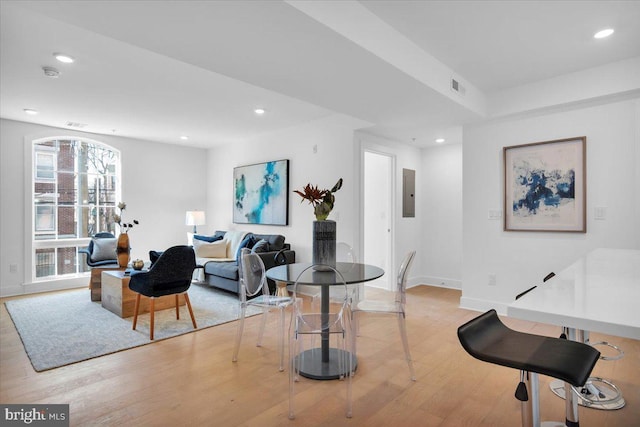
[233,159,289,225]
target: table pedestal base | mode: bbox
[295,348,357,380]
[549,379,625,410]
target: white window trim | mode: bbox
[24,136,121,287]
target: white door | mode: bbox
[363,151,393,290]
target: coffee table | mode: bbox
[101,270,184,318]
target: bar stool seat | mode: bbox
[458,310,600,427]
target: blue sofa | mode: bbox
[194,231,295,295]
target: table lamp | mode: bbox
[185,210,205,234]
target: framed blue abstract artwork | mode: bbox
[233,159,289,225]
[504,137,586,232]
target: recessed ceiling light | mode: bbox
[54,53,74,63]
[24,108,38,115]
[594,29,614,39]
[180,136,189,140]
[435,138,445,144]
[254,108,265,115]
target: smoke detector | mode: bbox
[43,66,60,78]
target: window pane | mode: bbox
[34,181,56,204]
[98,175,118,204]
[57,247,76,275]
[57,171,76,206]
[35,248,55,278]
[99,206,117,234]
[57,206,76,238]
[57,140,75,172]
[35,152,55,179]
[35,205,55,231]
[78,247,91,273]
[79,206,97,237]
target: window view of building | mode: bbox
[32,139,120,279]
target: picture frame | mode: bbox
[503,137,586,232]
[233,159,289,225]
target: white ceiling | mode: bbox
[1,1,639,148]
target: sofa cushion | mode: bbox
[204,261,239,281]
[193,234,223,243]
[253,234,285,251]
[90,237,117,262]
[193,239,227,258]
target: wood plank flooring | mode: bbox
[1,285,638,426]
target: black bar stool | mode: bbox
[457,310,600,427]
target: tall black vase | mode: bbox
[312,220,336,269]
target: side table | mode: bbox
[101,270,185,318]
[89,266,125,301]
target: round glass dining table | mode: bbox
[266,262,384,380]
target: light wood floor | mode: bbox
[1,285,638,426]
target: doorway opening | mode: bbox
[363,150,393,290]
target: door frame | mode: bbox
[360,144,395,291]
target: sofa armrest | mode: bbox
[258,249,295,271]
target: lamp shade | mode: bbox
[186,211,206,226]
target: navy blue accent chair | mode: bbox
[129,245,197,340]
[79,232,118,267]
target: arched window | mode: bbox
[31,137,121,280]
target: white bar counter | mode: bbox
[508,248,640,340]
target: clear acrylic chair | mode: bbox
[232,248,293,371]
[289,264,354,419]
[351,250,417,381]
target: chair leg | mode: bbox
[175,294,180,320]
[132,293,141,331]
[289,327,297,420]
[256,307,268,347]
[232,305,247,362]
[149,298,155,340]
[278,307,285,372]
[351,311,358,357]
[184,293,197,329]
[345,323,353,418]
[397,312,416,381]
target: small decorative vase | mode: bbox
[132,259,144,270]
[312,220,336,270]
[116,233,131,268]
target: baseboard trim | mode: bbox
[459,296,509,316]
[409,276,461,290]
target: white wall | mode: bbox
[0,119,207,296]
[206,114,362,264]
[421,143,463,289]
[205,117,424,286]
[461,98,640,313]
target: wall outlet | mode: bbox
[488,273,497,286]
[594,206,607,220]
[488,210,502,220]
[10,264,18,273]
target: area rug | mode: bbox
[5,283,261,372]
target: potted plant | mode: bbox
[294,179,342,268]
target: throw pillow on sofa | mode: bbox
[251,239,270,253]
[193,239,227,258]
[236,234,257,263]
[90,237,117,262]
[194,234,224,243]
